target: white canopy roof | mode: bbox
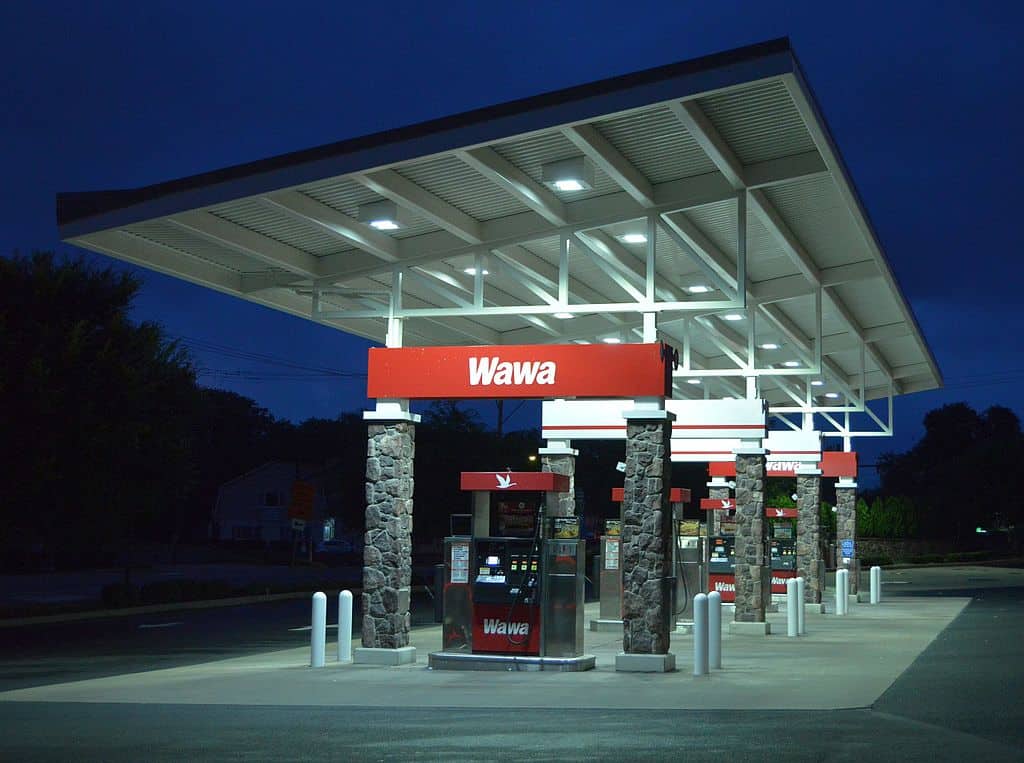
[58,39,940,429]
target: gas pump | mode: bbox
[701,495,738,602]
[471,535,542,654]
[767,506,798,595]
[674,517,707,620]
[433,470,591,669]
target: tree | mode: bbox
[0,253,197,569]
[877,403,1024,541]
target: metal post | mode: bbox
[693,593,709,677]
[311,591,327,668]
[708,590,722,669]
[338,589,353,662]
[786,578,798,637]
[870,565,881,604]
[796,576,806,636]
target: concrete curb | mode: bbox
[0,588,364,629]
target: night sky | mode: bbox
[3,2,1022,484]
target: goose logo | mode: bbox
[720,499,734,510]
[774,508,786,517]
[495,471,518,489]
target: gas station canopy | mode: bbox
[57,38,940,434]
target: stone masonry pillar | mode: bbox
[617,409,675,672]
[357,415,417,664]
[540,442,577,520]
[836,480,858,594]
[795,467,822,604]
[733,449,768,625]
[707,479,731,536]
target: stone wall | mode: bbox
[708,484,730,536]
[541,453,576,519]
[733,452,767,622]
[835,485,857,594]
[796,473,822,603]
[362,421,415,649]
[620,419,673,654]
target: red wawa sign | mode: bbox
[708,451,857,479]
[367,343,669,400]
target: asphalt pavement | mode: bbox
[0,565,1021,762]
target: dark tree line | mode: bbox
[877,403,1023,542]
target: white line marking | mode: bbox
[138,622,184,629]
[288,625,339,632]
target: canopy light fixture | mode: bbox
[541,156,594,192]
[811,379,825,387]
[687,285,712,294]
[553,312,574,320]
[357,199,407,231]
[463,267,489,276]
[824,392,840,399]
[722,313,743,321]
[759,343,780,350]
[783,360,801,368]
[619,233,647,244]
[686,378,702,385]
[602,337,622,344]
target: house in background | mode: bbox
[211,461,347,545]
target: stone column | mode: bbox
[356,414,418,665]
[733,449,768,628]
[616,410,675,672]
[540,442,577,520]
[836,480,858,594]
[795,467,822,604]
[707,480,731,536]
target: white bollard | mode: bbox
[841,567,850,613]
[338,589,353,661]
[786,578,798,637]
[796,576,806,636]
[708,590,722,669]
[835,569,848,616]
[311,591,327,668]
[870,565,881,604]
[693,592,709,677]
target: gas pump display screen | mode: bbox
[485,555,500,566]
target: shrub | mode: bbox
[859,554,893,567]
[139,580,184,604]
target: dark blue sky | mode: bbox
[3,1,1022,481]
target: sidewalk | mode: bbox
[0,594,968,711]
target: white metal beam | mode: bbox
[457,147,567,225]
[261,190,399,262]
[355,169,484,243]
[669,101,746,189]
[167,210,321,278]
[562,124,656,207]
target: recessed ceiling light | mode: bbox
[759,343,780,350]
[824,392,840,399]
[542,156,595,192]
[722,313,743,321]
[783,360,801,367]
[686,378,702,385]
[619,233,647,244]
[687,285,712,294]
[358,199,407,231]
[554,179,585,192]
[811,379,825,387]
[554,312,574,320]
[602,337,622,344]
[463,267,489,276]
